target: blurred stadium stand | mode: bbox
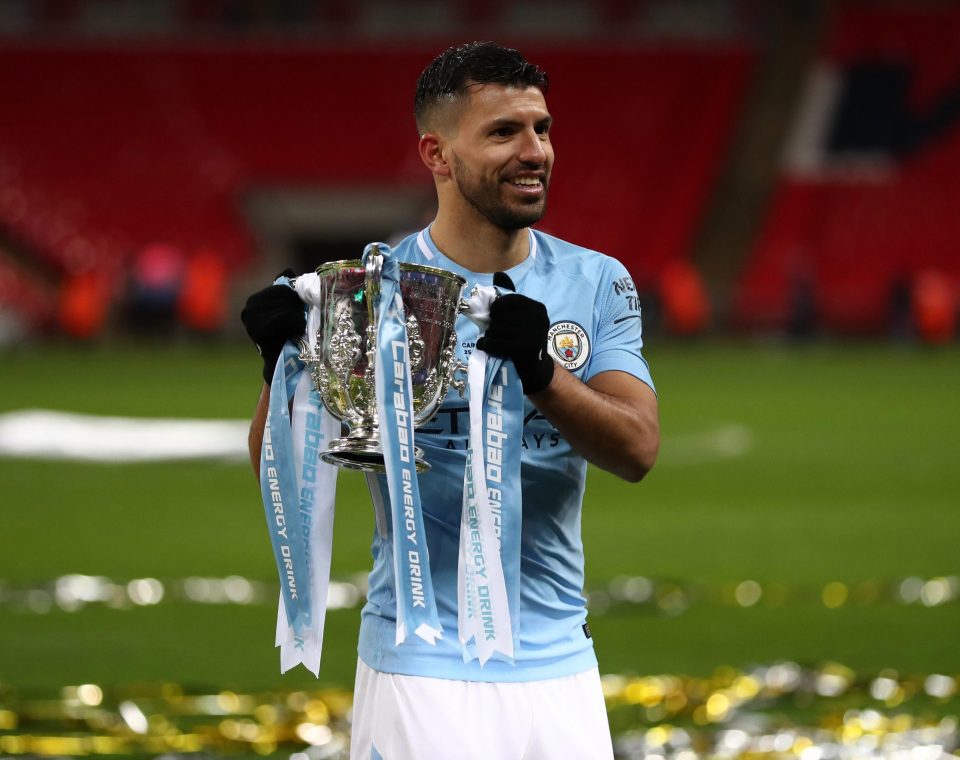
[735,2,960,335]
[0,0,957,341]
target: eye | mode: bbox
[535,122,551,136]
[490,126,514,138]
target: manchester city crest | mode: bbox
[546,321,590,371]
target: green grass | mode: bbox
[1,341,958,692]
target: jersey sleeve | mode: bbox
[584,257,655,393]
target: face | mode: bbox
[445,84,554,231]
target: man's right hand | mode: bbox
[240,270,305,384]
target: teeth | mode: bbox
[512,178,540,186]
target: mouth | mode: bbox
[504,175,546,197]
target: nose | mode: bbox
[517,128,548,165]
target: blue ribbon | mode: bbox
[367,244,443,646]
[260,341,313,639]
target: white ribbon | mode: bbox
[266,274,340,676]
[457,285,517,665]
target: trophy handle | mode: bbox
[450,359,468,398]
[363,245,384,403]
[365,245,383,322]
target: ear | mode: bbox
[419,133,451,177]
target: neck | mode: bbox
[429,208,530,274]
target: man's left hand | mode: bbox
[476,293,555,395]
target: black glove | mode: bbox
[476,273,555,395]
[240,270,305,384]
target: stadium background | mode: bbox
[0,1,958,758]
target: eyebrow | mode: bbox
[485,115,553,130]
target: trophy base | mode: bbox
[321,438,431,473]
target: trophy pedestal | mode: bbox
[320,435,430,473]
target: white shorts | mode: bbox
[349,659,614,760]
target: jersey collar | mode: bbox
[415,226,537,288]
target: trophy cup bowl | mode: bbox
[300,247,466,472]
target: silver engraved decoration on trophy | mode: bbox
[405,313,425,373]
[299,244,467,473]
[324,308,362,417]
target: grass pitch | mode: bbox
[1,341,958,692]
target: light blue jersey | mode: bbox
[358,226,654,682]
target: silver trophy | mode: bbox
[299,245,466,472]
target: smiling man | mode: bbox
[422,77,554,248]
[242,41,659,760]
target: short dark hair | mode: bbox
[414,41,549,133]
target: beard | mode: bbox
[451,153,548,231]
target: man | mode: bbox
[242,42,659,760]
